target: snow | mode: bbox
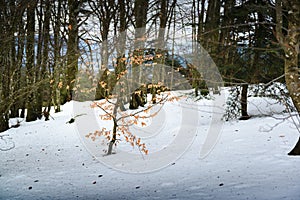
[1,91,300,200]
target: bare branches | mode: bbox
[87,91,180,155]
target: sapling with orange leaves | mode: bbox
[86,89,179,155]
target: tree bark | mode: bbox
[52,0,63,112]
[66,0,80,101]
[204,0,221,55]
[26,1,38,122]
[277,0,300,155]
[240,84,251,120]
[107,99,119,155]
[285,4,300,154]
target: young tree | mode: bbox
[87,87,178,155]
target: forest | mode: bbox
[1,1,300,199]
[0,0,299,150]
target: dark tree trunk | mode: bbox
[0,117,9,133]
[280,0,300,155]
[0,2,17,130]
[288,137,300,156]
[35,0,51,119]
[26,1,38,122]
[107,120,117,155]
[10,23,25,118]
[240,84,251,120]
[107,99,119,155]
[66,0,80,101]
[52,0,63,112]
[204,0,221,55]
[0,109,9,132]
[9,5,22,118]
[197,0,205,43]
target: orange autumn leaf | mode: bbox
[58,82,63,89]
[144,109,150,114]
[136,138,141,145]
[144,150,149,155]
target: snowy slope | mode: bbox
[1,93,300,200]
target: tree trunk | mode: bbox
[26,1,38,122]
[133,0,148,50]
[107,120,117,155]
[107,99,119,155]
[0,111,9,133]
[284,26,300,113]
[10,14,25,118]
[0,2,16,129]
[288,137,300,155]
[204,0,221,55]
[53,0,63,112]
[284,3,300,155]
[36,0,51,119]
[278,0,300,155]
[66,0,80,101]
[197,0,205,43]
[9,3,21,118]
[240,84,250,120]
[277,0,300,113]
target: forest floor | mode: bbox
[1,89,300,200]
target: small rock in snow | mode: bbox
[92,181,96,184]
[28,186,33,190]
[135,186,140,189]
[98,175,103,178]
[219,183,224,186]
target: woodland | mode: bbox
[0,0,299,153]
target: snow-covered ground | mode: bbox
[1,91,300,200]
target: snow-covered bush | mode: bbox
[223,82,297,121]
[223,86,241,121]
